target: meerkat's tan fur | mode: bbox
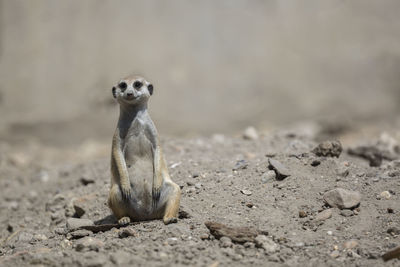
[108,74,181,225]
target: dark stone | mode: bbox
[268,159,290,180]
[312,140,342,157]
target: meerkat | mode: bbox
[107,75,181,225]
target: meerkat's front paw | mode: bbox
[163,216,178,225]
[118,216,131,226]
[120,184,132,200]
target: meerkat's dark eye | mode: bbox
[148,84,153,95]
[112,86,117,98]
[118,82,127,91]
[133,81,143,89]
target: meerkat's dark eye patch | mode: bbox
[112,86,117,98]
[118,82,127,91]
[133,81,143,89]
[148,84,153,95]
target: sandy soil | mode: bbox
[0,125,399,267]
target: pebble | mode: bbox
[344,240,358,249]
[387,227,400,236]
[298,210,307,218]
[118,228,137,238]
[315,209,332,221]
[330,250,340,258]
[17,232,33,242]
[73,202,86,218]
[212,134,225,144]
[261,170,276,183]
[70,229,92,239]
[312,140,342,158]
[75,237,104,252]
[195,183,202,189]
[37,170,50,182]
[80,177,95,186]
[33,234,48,241]
[268,159,290,180]
[220,236,233,248]
[66,218,94,231]
[233,160,248,171]
[254,235,279,254]
[240,189,252,196]
[327,231,333,236]
[380,191,391,199]
[243,126,259,140]
[166,237,178,246]
[340,210,354,217]
[310,160,321,167]
[323,188,361,209]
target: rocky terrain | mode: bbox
[0,125,399,266]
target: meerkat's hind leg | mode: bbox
[161,181,181,225]
[108,184,131,223]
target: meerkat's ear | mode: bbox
[112,86,117,98]
[148,84,154,95]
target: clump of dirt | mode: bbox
[0,128,399,266]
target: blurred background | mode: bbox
[0,0,399,147]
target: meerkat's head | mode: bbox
[112,75,153,105]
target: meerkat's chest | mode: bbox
[123,120,153,163]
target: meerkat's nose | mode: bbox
[127,92,133,97]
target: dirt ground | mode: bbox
[0,123,399,267]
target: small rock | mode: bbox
[233,160,248,171]
[315,209,333,221]
[330,250,340,258]
[340,210,354,217]
[8,152,30,168]
[254,235,279,254]
[70,229,92,239]
[387,207,394,213]
[212,134,225,144]
[220,236,233,248]
[200,234,209,240]
[66,218,94,231]
[245,203,254,208]
[166,237,178,246]
[268,158,290,180]
[18,232,33,242]
[298,210,307,218]
[327,231,333,236]
[323,188,361,209]
[33,234,48,241]
[241,189,252,196]
[37,170,50,182]
[75,237,104,252]
[380,191,391,199]
[337,164,350,177]
[7,201,19,210]
[45,194,66,213]
[312,140,342,157]
[311,160,321,167]
[192,173,200,178]
[387,227,400,236]
[118,228,137,238]
[243,127,259,140]
[80,177,95,186]
[261,170,276,183]
[344,240,358,249]
[195,183,202,189]
[72,201,87,218]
